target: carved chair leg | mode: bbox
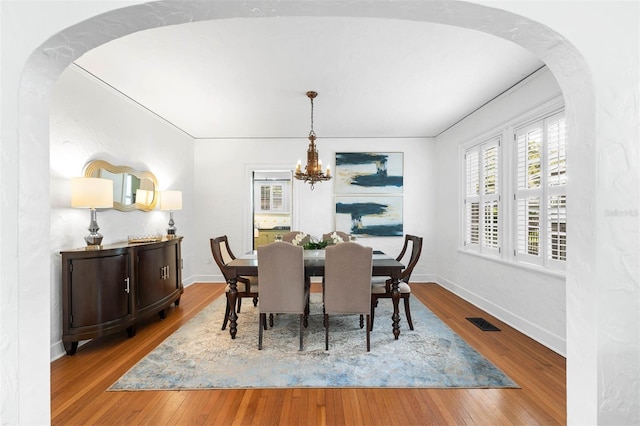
[222,295,231,330]
[359,314,364,329]
[269,313,274,327]
[253,296,258,307]
[237,297,243,313]
[403,295,414,330]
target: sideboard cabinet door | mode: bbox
[69,254,131,326]
[62,249,133,355]
[136,238,183,319]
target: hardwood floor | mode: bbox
[51,283,566,425]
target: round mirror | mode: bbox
[84,160,158,212]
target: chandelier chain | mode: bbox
[309,96,315,137]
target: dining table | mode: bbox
[225,249,405,340]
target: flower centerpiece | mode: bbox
[304,239,329,250]
[291,232,344,250]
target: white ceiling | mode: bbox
[74,17,544,139]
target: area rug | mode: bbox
[109,293,517,390]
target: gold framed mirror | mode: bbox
[83,160,158,212]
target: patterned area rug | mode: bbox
[109,293,517,390]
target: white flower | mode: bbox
[330,232,344,244]
[292,232,307,245]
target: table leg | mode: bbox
[391,278,401,339]
[227,277,238,339]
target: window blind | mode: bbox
[514,111,566,269]
[464,136,500,254]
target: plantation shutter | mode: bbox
[546,112,567,264]
[465,149,480,248]
[515,121,543,264]
[514,111,566,268]
[482,142,499,252]
[464,136,500,255]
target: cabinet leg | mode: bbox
[174,297,181,307]
[126,325,136,338]
[159,309,166,320]
[64,341,78,356]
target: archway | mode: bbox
[17,1,594,423]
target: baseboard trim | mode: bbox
[435,275,566,357]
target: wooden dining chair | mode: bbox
[281,231,311,245]
[257,242,309,350]
[324,242,373,352]
[210,235,262,331]
[321,231,351,243]
[370,234,423,331]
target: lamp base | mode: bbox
[166,211,177,237]
[85,233,103,247]
[85,209,104,246]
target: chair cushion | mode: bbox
[370,276,387,285]
[225,275,259,293]
[371,281,411,294]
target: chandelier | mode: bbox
[294,91,331,190]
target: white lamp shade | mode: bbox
[71,177,113,209]
[160,190,182,211]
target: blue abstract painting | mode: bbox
[335,196,403,237]
[335,152,403,194]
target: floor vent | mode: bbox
[466,317,501,331]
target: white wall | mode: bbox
[48,63,437,361]
[193,137,436,283]
[436,67,565,354]
[49,64,197,360]
[2,1,638,425]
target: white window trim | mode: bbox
[459,96,566,275]
[513,109,566,272]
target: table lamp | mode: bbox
[160,190,182,236]
[71,177,113,246]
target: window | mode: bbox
[464,136,501,255]
[514,111,566,269]
[460,104,566,273]
[255,181,289,213]
[260,184,284,211]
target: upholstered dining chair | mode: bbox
[370,234,423,331]
[321,231,351,243]
[257,241,309,350]
[281,231,311,245]
[210,235,262,331]
[324,242,373,352]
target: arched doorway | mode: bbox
[16,1,595,423]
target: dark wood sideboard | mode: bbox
[60,237,184,355]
